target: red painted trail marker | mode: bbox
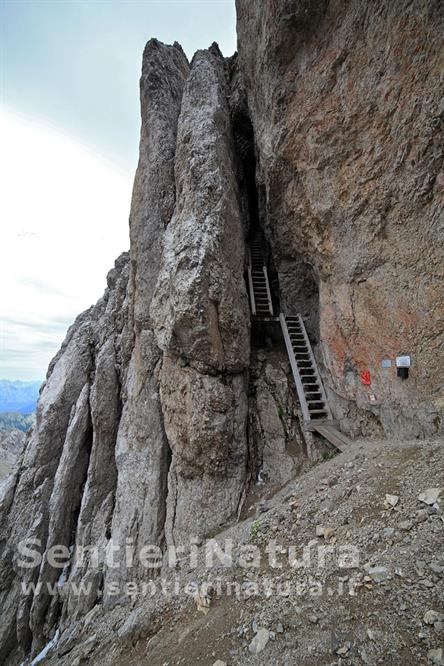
[360,370,371,386]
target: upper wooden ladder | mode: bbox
[248,240,274,317]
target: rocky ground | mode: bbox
[39,435,443,666]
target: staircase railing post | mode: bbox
[279,313,311,425]
[297,315,332,421]
[248,251,256,316]
[263,265,274,315]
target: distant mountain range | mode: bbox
[0,412,35,432]
[0,379,41,414]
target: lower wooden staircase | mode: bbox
[280,313,352,451]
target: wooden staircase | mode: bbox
[280,313,332,427]
[279,313,352,450]
[246,240,352,452]
[248,240,274,316]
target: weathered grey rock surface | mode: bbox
[101,39,189,602]
[0,39,253,664]
[0,1,443,664]
[0,251,130,660]
[236,0,444,437]
[249,349,304,486]
[0,428,25,487]
[36,438,444,666]
[153,46,250,545]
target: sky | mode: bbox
[0,0,237,381]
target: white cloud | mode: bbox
[0,109,132,380]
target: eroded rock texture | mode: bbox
[0,39,252,664]
[152,46,250,544]
[1,1,443,663]
[102,39,189,602]
[236,0,444,437]
[0,252,129,660]
[151,46,250,375]
[249,348,305,486]
[0,428,24,488]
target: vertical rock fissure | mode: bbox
[229,85,263,489]
[228,62,321,491]
[232,108,260,238]
[29,385,94,652]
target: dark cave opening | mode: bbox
[231,106,281,335]
[232,107,260,240]
[231,99,320,354]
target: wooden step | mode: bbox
[312,423,353,452]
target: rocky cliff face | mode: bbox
[151,45,251,547]
[0,252,130,660]
[236,0,444,438]
[0,428,25,488]
[0,40,255,663]
[1,2,443,663]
